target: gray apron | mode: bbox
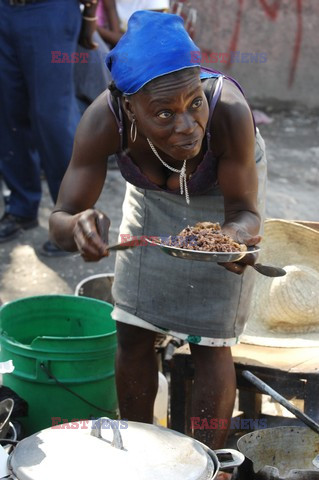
[111,130,267,346]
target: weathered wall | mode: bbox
[192,0,318,108]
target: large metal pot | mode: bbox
[6,417,244,479]
[237,426,319,479]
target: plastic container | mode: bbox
[154,371,169,427]
[0,295,118,435]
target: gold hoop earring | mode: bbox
[130,118,137,143]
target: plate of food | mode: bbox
[146,222,260,263]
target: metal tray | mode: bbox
[146,238,260,263]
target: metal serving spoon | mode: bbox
[248,263,286,277]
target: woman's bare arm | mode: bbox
[49,92,120,259]
[211,80,261,272]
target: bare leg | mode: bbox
[189,344,236,450]
[115,321,158,422]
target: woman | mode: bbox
[50,11,267,453]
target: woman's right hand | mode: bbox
[73,209,111,262]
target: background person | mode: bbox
[0,0,98,254]
[97,0,169,47]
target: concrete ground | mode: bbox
[0,107,318,303]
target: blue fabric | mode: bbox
[106,10,200,95]
[200,71,219,80]
[0,0,81,218]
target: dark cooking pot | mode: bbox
[237,426,319,479]
[6,417,244,479]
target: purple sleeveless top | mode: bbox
[107,69,251,196]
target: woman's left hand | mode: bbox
[219,224,261,275]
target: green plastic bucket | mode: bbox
[0,295,118,435]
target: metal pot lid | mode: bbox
[9,418,216,480]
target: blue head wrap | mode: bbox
[105,10,201,95]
